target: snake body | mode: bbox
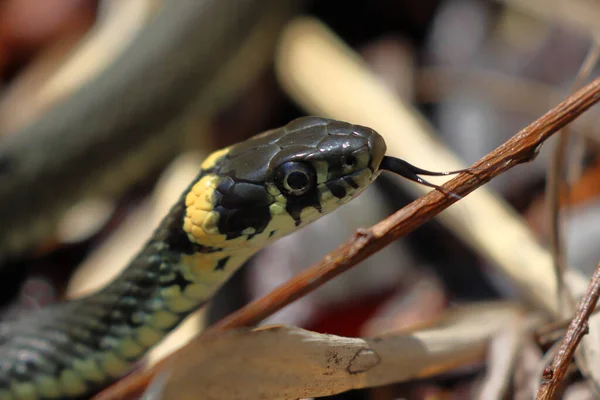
[0,117,388,399]
[0,0,300,266]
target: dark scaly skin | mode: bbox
[0,0,301,267]
[0,117,388,400]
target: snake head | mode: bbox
[183,116,386,250]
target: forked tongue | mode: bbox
[379,156,467,199]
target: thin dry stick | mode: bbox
[546,43,600,313]
[93,77,600,400]
[536,262,600,399]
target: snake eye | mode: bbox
[274,161,316,196]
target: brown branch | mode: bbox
[536,262,600,399]
[93,77,600,400]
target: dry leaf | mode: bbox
[155,302,523,400]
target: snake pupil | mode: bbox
[287,171,309,190]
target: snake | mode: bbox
[0,0,302,268]
[0,116,462,400]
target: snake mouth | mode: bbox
[378,156,468,192]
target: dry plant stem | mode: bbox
[536,262,600,400]
[546,43,600,313]
[546,143,568,311]
[93,78,600,400]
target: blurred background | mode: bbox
[1,0,599,399]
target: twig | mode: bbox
[536,261,600,399]
[92,78,600,400]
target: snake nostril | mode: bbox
[342,155,357,168]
